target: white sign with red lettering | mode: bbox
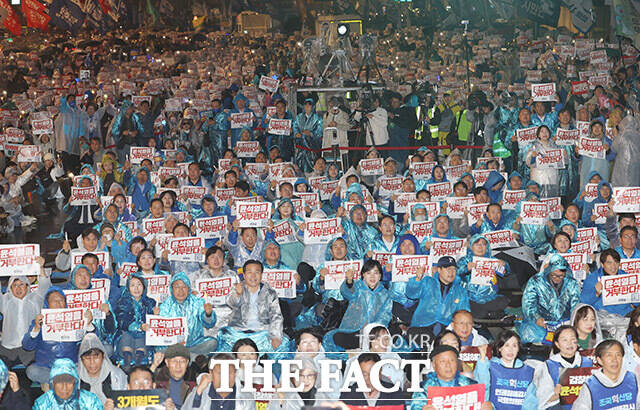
[502,190,526,210]
[359,158,384,176]
[431,238,467,259]
[532,83,556,102]
[297,192,320,210]
[146,315,188,346]
[129,147,154,164]
[0,244,40,276]
[230,112,254,129]
[444,165,466,182]
[345,201,377,223]
[236,141,260,158]
[69,250,110,271]
[410,221,433,243]
[143,274,170,303]
[245,163,267,180]
[168,237,205,262]
[571,240,593,255]
[214,188,235,207]
[268,162,292,179]
[31,118,53,135]
[613,187,640,213]
[273,220,297,245]
[559,253,588,281]
[571,80,590,96]
[408,201,439,221]
[158,167,183,180]
[304,217,341,244]
[555,128,580,146]
[195,276,237,305]
[620,259,640,275]
[536,149,565,169]
[194,216,227,239]
[378,177,403,196]
[594,203,609,224]
[323,260,363,290]
[484,230,519,249]
[263,269,296,299]
[70,186,97,206]
[412,162,436,180]
[444,196,472,219]
[542,197,562,219]
[6,127,24,143]
[267,118,292,135]
[602,273,640,306]
[132,96,151,107]
[42,308,87,342]
[142,218,165,237]
[319,180,340,201]
[521,202,549,225]
[578,137,605,159]
[394,192,417,214]
[119,262,138,286]
[165,98,182,112]
[516,126,539,146]
[180,186,207,204]
[236,202,271,227]
[585,184,598,203]
[391,255,431,282]
[471,257,505,286]
[372,252,395,267]
[589,74,610,89]
[576,121,590,138]
[64,288,106,320]
[258,76,280,93]
[427,182,453,201]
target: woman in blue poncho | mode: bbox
[322,260,392,359]
[340,203,378,260]
[388,233,424,328]
[270,198,305,269]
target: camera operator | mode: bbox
[465,94,495,165]
[353,94,389,150]
[322,97,351,153]
[387,93,417,171]
[433,92,462,161]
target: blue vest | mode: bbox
[488,361,534,410]
[546,356,593,385]
[586,371,637,409]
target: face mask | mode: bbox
[104,234,113,241]
[413,214,426,222]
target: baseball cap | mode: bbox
[430,344,459,360]
[436,256,457,268]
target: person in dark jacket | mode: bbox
[339,353,407,406]
[0,358,31,410]
[154,344,196,410]
[387,94,417,170]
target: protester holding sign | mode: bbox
[474,330,538,410]
[580,249,635,317]
[534,325,594,409]
[457,235,511,319]
[519,254,580,344]
[578,120,615,189]
[525,125,564,198]
[156,272,217,356]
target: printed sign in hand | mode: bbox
[558,367,595,405]
[410,220,433,243]
[168,237,205,262]
[194,216,227,240]
[262,269,296,298]
[427,384,485,410]
[272,220,297,245]
[109,389,168,409]
[541,197,562,219]
[560,252,589,281]
[393,192,417,214]
[258,75,280,93]
[578,137,605,159]
[236,202,271,228]
[119,262,139,286]
[391,254,431,282]
[602,273,640,306]
[70,186,98,206]
[236,141,260,158]
[359,158,384,176]
[0,244,40,276]
[230,112,254,129]
[304,217,341,244]
[42,308,87,342]
[64,288,106,320]
[502,190,526,210]
[531,83,556,101]
[31,118,53,135]
[613,187,640,213]
[516,126,538,146]
[180,186,206,204]
[267,118,292,135]
[427,181,453,201]
[431,238,467,260]
[521,202,549,225]
[129,146,154,164]
[536,149,565,169]
[555,128,580,146]
[470,257,504,286]
[483,230,519,249]
[593,203,609,224]
[412,162,436,180]
[145,315,188,346]
[195,276,237,305]
[143,274,171,304]
[323,260,363,290]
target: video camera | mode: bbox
[415,81,436,109]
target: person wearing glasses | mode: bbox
[518,254,580,344]
[104,365,175,410]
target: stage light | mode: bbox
[337,23,349,37]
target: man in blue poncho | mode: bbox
[111,100,143,163]
[293,98,323,174]
[33,358,102,410]
[229,93,256,146]
[157,272,217,357]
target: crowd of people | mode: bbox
[3,15,640,410]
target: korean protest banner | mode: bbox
[521,202,549,225]
[470,257,505,286]
[109,389,168,409]
[602,273,640,306]
[267,118,291,135]
[536,149,565,169]
[129,147,154,164]
[502,190,526,210]
[531,83,556,101]
[391,254,431,282]
[483,230,519,249]
[0,244,40,276]
[42,308,87,342]
[427,384,485,410]
[229,112,254,129]
[578,137,605,159]
[304,217,341,244]
[359,158,384,176]
[410,221,433,243]
[145,315,188,346]
[323,260,363,290]
[168,237,205,263]
[194,216,227,240]
[236,202,271,228]
[195,276,237,305]
[64,288,106,320]
[262,269,296,298]
[558,367,596,405]
[613,187,640,213]
[70,186,97,206]
[143,274,171,304]
[236,141,260,158]
[180,186,206,204]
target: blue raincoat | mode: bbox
[128,168,156,218]
[200,108,229,165]
[310,238,349,305]
[578,132,614,189]
[405,270,470,327]
[114,273,156,344]
[264,112,295,161]
[158,272,216,348]
[22,287,81,368]
[322,280,392,358]
[474,357,538,410]
[519,254,580,343]
[389,234,423,306]
[33,358,103,410]
[230,93,256,146]
[409,371,477,410]
[483,170,506,203]
[341,204,378,260]
[573,171,606,210]
[192,195,225,248]
[293,106,323,174]
[515,193,554,255]
[272,198,305,269]
[111,100,143,146]
[458,234,510,304]
[56,97,88,155]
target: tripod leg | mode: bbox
[320,54,337,82]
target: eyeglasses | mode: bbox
[300,372,317,380]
